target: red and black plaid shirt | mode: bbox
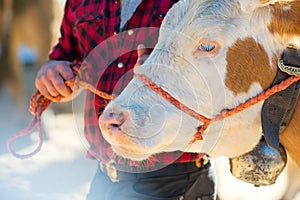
[49,0,203,168]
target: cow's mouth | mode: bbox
[100,123,153,152]
[106,131,154,161]
[112,145,152,161]
[113,145,148,155]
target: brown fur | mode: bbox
[268,0,300,38]
[225,37,277,95]
[280,97,300,168]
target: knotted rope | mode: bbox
[7,61,115,159]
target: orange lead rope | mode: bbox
[7,61,115,159]
[7,90,48,159]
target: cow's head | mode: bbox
[99,0,300,161]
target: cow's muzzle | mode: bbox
[99,107,150,155]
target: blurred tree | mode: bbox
[0,0,54,106]
[0,0,14,87]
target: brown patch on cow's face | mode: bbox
[225,37,277,95]
[268,1,300,37]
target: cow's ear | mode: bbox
[239,0,277,12]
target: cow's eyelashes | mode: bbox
[197,40,221,57]
[199,43,215,52]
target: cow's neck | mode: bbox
[280,96,300,168]
[268,1,300,41]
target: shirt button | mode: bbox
[117,62,124,68]
[159,13,165,18]
[115,1,118,4]
[95,15,103,20]
[114,31,118,35]
[128,30,134,36]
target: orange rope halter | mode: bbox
[135,72,300,143]
[8,60,300,159]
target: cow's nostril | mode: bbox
[111,123,121,128]
[100,109,129,130]
[108,112,114,118]
[111,112,126,124]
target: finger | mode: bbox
[51,75,73,98]
[36,76,55,100]
[36,83,54,100]
[135,44,150,68]
[44,81,60,97]
[139,54,149,63]
[56,62,74,81]
[137,44,147,57]
[45,65,73,98]
[39,74,60,97]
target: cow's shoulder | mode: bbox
[281,97,300,168]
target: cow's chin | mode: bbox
[100,127,155,161]
[111,145,152,161]
[100,121,190,161]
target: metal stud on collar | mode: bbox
[278,59,300,76]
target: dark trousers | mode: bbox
[86,160,216,200]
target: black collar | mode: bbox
[262,47,300,149]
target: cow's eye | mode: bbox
[197,40,220,57]
[199,43,215,52]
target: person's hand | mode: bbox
[35,60,79,102]
[134,44,149,69]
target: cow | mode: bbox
[99,0,300,198]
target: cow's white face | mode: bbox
[99,0,300,161]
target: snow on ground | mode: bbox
[0,86,95,200]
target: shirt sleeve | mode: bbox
[49,0,81,62]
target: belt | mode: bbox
[99,156,210,182]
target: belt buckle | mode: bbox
[195,155,209,168]
[100,160,119,182]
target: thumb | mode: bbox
[137,44,147,57]
[135,44,149,69]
